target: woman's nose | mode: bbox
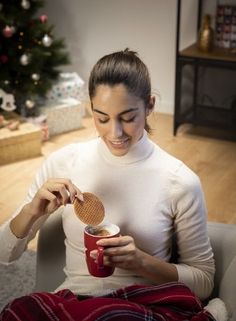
[110,120,123,138]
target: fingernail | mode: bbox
[77,193,84,202]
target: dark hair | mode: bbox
[88,49,152,132]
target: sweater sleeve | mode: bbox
[0,152,63,264]
[171,163,215,300]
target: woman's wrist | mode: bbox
[9,203,38,239]
[135,249,178,284]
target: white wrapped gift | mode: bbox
[46,73,86,116]
[41,98,83,136]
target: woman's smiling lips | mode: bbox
[108,138,130,149]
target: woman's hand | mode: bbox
[91,235,178,284]
[10,178,83,238]
[26,178,82,219]
[91,235,144,271]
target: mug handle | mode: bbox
[97,246,104,269]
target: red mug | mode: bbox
[84,223,120,277]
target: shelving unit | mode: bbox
[174,0,236,138]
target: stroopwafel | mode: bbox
[73,192,105,226]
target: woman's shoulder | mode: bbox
[153,144,201,189]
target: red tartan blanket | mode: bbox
[0,282,215,321]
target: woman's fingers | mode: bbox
[30,178,83,217]
[104,243,135,257]
[96,235,131,248]
[42,178,83,204]
[53,178,83,203]
[92,235,139,269]
[38,188,57,203]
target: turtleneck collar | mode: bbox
[97,130,154,165]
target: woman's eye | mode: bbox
[98,118,109,124]
[122,116,136,123]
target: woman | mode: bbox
[0,49,227,321]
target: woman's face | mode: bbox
[91,84,151,157]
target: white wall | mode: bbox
[179,0,198,50]
[43,0,196,115]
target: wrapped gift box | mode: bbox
[0,122,42,165]
[46,72,86,116]
[40,98,84,136]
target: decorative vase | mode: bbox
[197,14,214,52]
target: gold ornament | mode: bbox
[197,14,214,52]
[25,99,35,109]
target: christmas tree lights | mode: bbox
[0,0,70,116]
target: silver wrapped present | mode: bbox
[41,98,83,136]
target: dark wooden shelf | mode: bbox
[180,43,236,63]
[174,0,236,139]
[194,104,236,129]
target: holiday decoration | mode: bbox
[31,73,40,81]
[21,0,31,10]
[25,99,35,109]
[0,55,8,64]
[20,53,30,65]
[0,122,42,165]
[0,115,7,128]
[2,25,15,38]
[0,0,70,116]
[40,15,48,23]
[41,98,83,136]
[7,120,20,131]
[0,115,20,131]
[46,72,85,104]
[42,34,52,47]
[27,115,49,141]
[0,89,16,112]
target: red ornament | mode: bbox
[40,15,48,23]
[0,55,9,64]
[2,25,14,38]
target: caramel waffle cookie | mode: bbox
[73,192,105,226]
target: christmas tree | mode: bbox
[0,0,70,116]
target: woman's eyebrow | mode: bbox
[93,107,139,116]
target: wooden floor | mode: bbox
[0,112,236,249]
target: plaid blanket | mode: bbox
[0,282,215,321]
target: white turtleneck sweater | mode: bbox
[0,132,215,300]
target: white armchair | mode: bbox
[35,214,236,321]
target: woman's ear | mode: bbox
[145,95,155,116]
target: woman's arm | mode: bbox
[96,235,178,284]
[9,178,81,239]
[0,146,83,263]
[0,177,81,264]
[95,165,215,300]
